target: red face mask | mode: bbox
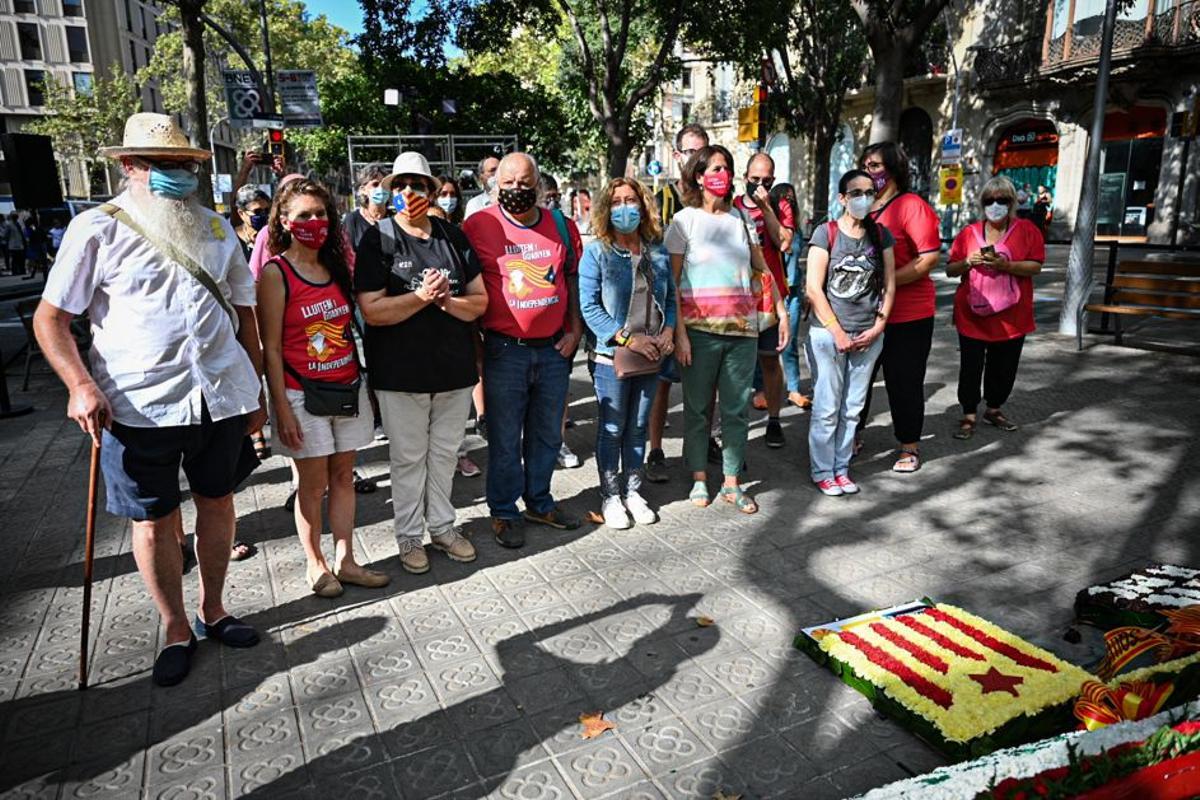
[288,217,329,249]
[702,171,731,196]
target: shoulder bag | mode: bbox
[613,249,665,379]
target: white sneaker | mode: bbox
[374,425,388,441]
[558,443,581,469]
[623,491,657,525]
[601,496,631,529]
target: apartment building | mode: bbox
[86,0,168,113]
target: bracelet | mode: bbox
[614,329,631,346]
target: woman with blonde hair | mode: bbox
[946,175,1044,439]
[579,178,675,528]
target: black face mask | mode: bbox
[498,186,538,216]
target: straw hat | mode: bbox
[99,113,211,161]
[381,152,441,193]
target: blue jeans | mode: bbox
[588,361,656,497]
[483,336,571,519]
[782,292,810,394]
[807,325,884,481]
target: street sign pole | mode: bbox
[1060,0,1119,340]
[257,0,277,113]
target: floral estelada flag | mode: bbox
[805,602,1094,745]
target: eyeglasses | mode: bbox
[863,160,885,171]
[747,178,775,189]
[845,189,876,199]
[982,196,1012,206]
[393,180,429,193]
[140,159,201,174]
[678,148,700,158]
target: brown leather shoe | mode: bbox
[431,528,477,562]
[334,565,391,588]
[398,538,430,574]
[492,518,525,548]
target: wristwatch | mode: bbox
[614,328,631,346]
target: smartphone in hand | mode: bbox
[980,245,996,257]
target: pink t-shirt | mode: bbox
[462,206,581,339]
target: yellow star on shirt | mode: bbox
[210,217,226,240]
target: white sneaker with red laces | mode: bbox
[815,478,844,497]
[835,474,860,494]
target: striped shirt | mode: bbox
[664,206,759,337]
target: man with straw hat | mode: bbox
[33,112,266,687]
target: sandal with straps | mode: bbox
[718,485,758,515]
[953,417,977,440]
[689,480,711,508]
[983,409,1019,432]
[892,449,921,473]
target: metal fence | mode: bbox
[346,134,519,198]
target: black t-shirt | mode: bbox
[343,209,374,252]
[354,217,482,393]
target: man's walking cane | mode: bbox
[78,437,101,691]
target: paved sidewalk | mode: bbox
[0,264,1198,800]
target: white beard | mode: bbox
[126,188,209,256]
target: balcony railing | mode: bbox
[1043,0,1200,68]
[974,0,1199,86]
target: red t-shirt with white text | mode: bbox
[463,205,582,339]
[948,218,1044,342]
[870,193,941,324]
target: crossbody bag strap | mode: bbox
[549,208,577,270]
[100,202,237,328]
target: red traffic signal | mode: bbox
[265,128,286,156]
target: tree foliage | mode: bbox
[27,65,143,196]
[458,0,694,177]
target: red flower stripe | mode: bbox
[896,615,986,661]
[839,630,954,709]
[925,608,1059,673]
[868,622,951,674]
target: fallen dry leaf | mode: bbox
[712,792,743,800]
[579,711,616,739]
[586,510,604,525]
[696,616,716,627]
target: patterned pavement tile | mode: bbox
[622,715,712,776]
[554,737,649,799]
[483,761,573,800]
[390,740,479,798]
[465,718,549,779]
[144,768,228,800]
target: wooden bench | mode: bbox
[1086,259,1200,346]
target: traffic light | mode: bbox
[264,128,286,157]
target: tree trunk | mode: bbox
[605,135,632,180]
[868,42,906,144]
[180,0,214,207]
[810,124,835,224]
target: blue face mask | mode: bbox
[610,205,640,234]
[391,192,406,214]
[148,166,199,200]
[369,187,388,205]
[248,211,269,231]
[437,196,458,214]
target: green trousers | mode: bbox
[680,328,757,476]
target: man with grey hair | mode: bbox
[33,113,265,687]
[343,162,391,250]
[464,154,501,219]
[462,151,584,547]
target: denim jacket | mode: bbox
[579,238,676,358]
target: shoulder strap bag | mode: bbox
[99,202,238,330]
[612,248,665,379]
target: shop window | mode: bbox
[17,22,41,61]
[994,118,1060,205]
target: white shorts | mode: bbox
[273,384,374,460]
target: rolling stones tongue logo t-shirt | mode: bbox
[808,220,895,335]
[462,205,582,340]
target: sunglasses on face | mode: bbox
[393,180,429,194]
[140,159,201,174]
[982,196,1012,206]
[845,189,876,199]
[747,178,775,189]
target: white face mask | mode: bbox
[984,202,1009,222]
[847,195,873,220]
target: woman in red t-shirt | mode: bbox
[946,175,1044,439]
[259,179,389,598]
[859,142,942,473]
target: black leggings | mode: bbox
[861,315,934,445]
[957,333,1025,414]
